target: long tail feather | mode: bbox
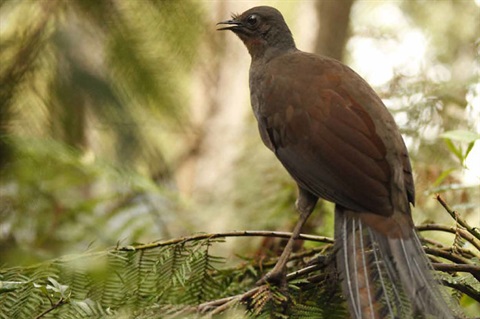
[335,207,463,319]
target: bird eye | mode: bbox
[246,14,258,26]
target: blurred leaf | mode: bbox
[440,130,480,165]
[440,130,480,143]
[47,277,70,297]
[443,138,464,164]
[0,281,27,293]
[465,141,476,160]
[432,167,456,187]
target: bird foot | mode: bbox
[256,269,287,287]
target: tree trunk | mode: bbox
[314,0,355,61]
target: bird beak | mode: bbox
[216,19,242,31]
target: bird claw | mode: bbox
[256,269,287,287]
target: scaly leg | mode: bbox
[257,188,318,285]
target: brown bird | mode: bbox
[218,6,462,319]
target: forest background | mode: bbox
[0,0,479,318]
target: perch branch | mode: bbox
[195,255,479,316]
[197,260,329,314]
[117,230,334,252]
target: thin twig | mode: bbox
[34,298,68,319]
[441,279,480,303]
[286,264,323,280]
[425,247,480,282]
[424,247,473,265]
[436,194,480,241]
[417,223,480,252]
[422,237,479,260]
[197,286,262,314]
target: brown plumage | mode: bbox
[218,6,462,318]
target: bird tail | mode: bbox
[334,206,462,319]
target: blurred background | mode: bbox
[0,0,479,271]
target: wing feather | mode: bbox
[256,54,403,215]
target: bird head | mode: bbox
[217,6,296,59]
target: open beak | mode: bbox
[216,19,242,31]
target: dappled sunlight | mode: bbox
[349,2,427,85]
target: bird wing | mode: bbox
[255,52,414,216]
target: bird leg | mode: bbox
[257,188,318,286]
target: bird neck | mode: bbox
[249,42,297,63]
[243,28,297,62]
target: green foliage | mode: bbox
[0,236,347,319]
[1,239,221,318]
[440,130,480,168]
[0,0,203,170]
[433,130,480,189]
[0,136,181,265]
[0,0,206,268]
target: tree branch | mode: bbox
[432,262,480,276]
[117,230,334,252]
